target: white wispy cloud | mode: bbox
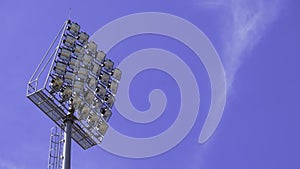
[191,0,282,167]
[199,0,281,91]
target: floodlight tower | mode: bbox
[27,20,122,169]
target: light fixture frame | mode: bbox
[26,20,118,150]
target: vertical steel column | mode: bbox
[62,111,74,169]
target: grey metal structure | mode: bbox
[27,20,121,169]
[48,126,64,169]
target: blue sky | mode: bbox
[0,0,300,168]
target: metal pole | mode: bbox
[62,111,74,169]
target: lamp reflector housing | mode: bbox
[109,81,119,94]
[82,54,93,66]
[50,77,63,92]
[64,71,76,84]
[78,105,90,120]
[84,89,94,105]
[74,45,84,58]
[68,22,80,35]
[95,50,106,63]
[99,72,110,86]
[59,48,71,61]
[104,94,115,108]
[73,80,84,94]
[91,99,102,113]
[69,58,80,71]
[63,35,76,48]
[87,76,97,89]
[78,32,89,44]
[86,41,97,54]
[91,62,101,76]
[60,87,72,101]
[87,113,99,128]
[103,59,114,72]
[101,108,112,122]
[77,67,89,80]
[70,95,83,110]
[96,121,108,136]
[54,62,67,75]
[112,68,122,81]
[95,85,106,99]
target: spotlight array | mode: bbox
[49,20,121,140]
[27,20,122,169]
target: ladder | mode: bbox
[48,126,64,169]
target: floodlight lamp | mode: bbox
[82,54,93,67]
[90,62,101,76]
[95,85,106,99]
[99,72,110,86]
[86,41,97,54]
[60,87,72,101]
[78,32,89,44]
[77,67,89,80]
[54,62,67,76]
[108,81,119,94]
[78,105,90,120]
[87,76,97,89]
[87,113,99,128]
[96,121,108,136]
[103,59,114,72]
[73,80,84,94]
[95,50,106,63]
[112,68,122,81]
[67,22,80,35]
[59,48,71,61]
[84,89,94,105]
[70,95,83,110]
[64,71,76,84]
[63,35,76,48]
[49,77,63,92]
[69,58,80,71]
[74,45,84,58]
[91,98,102,112]
[101,108,112,122]
[104,94,115,108]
